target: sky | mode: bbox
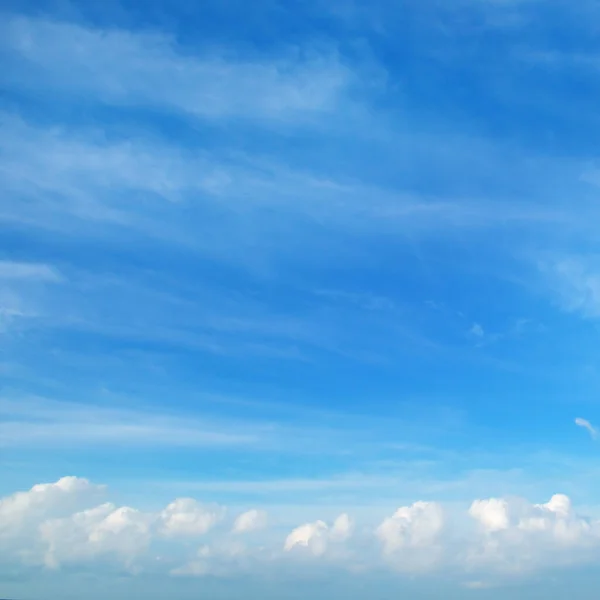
[2,0,600,598]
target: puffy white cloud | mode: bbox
[517,494,592,544]
[232,509,267,534]
[0,476,103,534]
[284,513,353,556]
[467,494,600,573]
[376,501,444,571]
[330,513,353,542]
[40,503,152,569]
[159,498,224,538]
[377,501,444,553]
[0,476,106,566]
[0,477,224,570]
[40,496,225,572]
[284,520,329,555]
[0,476,104,557]
[4,476,600,581]
[469,498,509,532]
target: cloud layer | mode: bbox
[2,476,600,582]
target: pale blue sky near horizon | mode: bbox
[2,0,600,597]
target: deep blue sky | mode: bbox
[2,0,600,598]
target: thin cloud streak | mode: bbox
[575,417,598,440]
[1,16,350,121]
[0,112,569,244]
[0,396,265,449]
[0,396,429,456]
[0,261,63,282]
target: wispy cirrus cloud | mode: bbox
[575,417,597,440]
[0,396,262,449]
[0,394,436,458]
[0,16,350,122]
[0,111,570,247]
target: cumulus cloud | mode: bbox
[0,477,226,570]
[284,513,353,556]
[4,477,600,580]
[0,476,104,538]
[467,493,600,573]
[376,501,445,571]
[232,509,268,534]
[575,417,598,439]
[284,520,329,555]
[41,503,152,569]
[159,498,224,538]
[330,513,353,542]
[0,476,106,565]
[469,498,510,532]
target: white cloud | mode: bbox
[330,513,353,542]
[0,476,104,538]
[284,520,329,555]
[41,503,152,569]
[0,477,225,570]
[283,513,353,556]
[575,417,598,440]
[0,476,105,566]
[232,509,268,534]
[466,494,600,573]
[4,476,600,580]
[376,501,444,571]
[377,502,444,553]
[159,498,224,538]
[469,498,509,532]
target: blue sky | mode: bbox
[3,0,600,598]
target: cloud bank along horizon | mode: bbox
[2,476,600,582]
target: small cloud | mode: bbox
[283,513,353,556]
[284,520,329,555]
[575,417,597,440]
[470,323,485,338]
